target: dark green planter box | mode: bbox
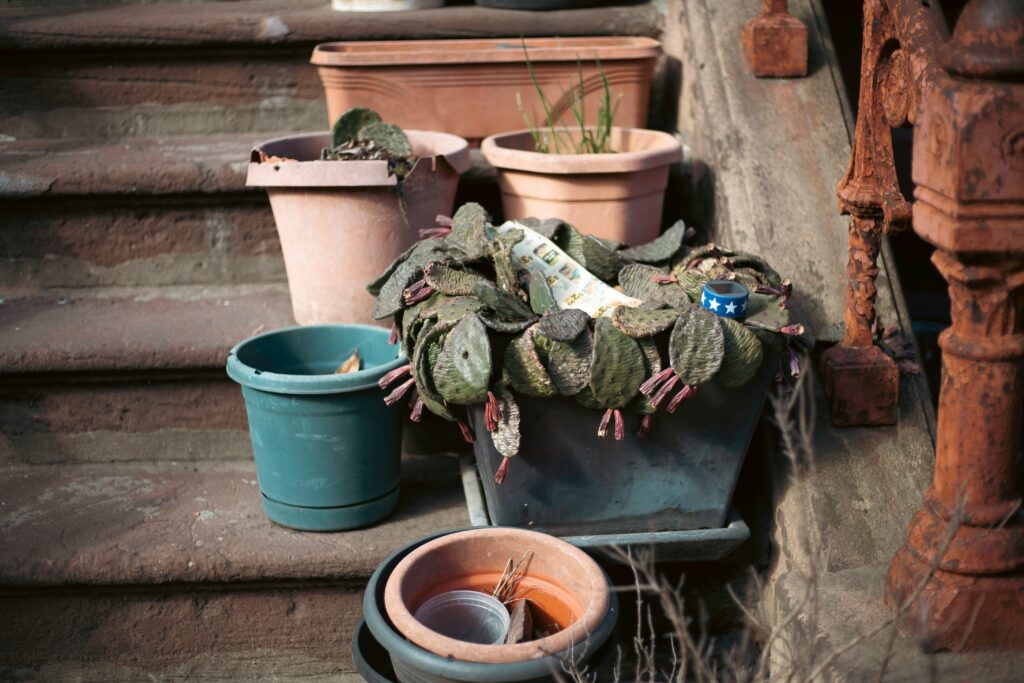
[227,324,405,531]
[468,355,777,536]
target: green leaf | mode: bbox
[491,382,521,459]
[433,315,492,404]
[490,229,525,300]
[448,203,491,259]
[473,282,536,321]
[412,322,456,421]
[551,222,587,265]
[672,269,706,302]
[627,337,662,414]
[479,313,535,334]
[331,107,381,148]
[547,328,593,396]
[503,327,558,397]
[729,251,783,288]
[528,273,557,315]
[618,221,688,264]
[743,292,791,332]
[588,317,645,408]
[536,308,590,342]
[610,305,679,338]
[580,235,623,282]
[424,262,491,297]
[356,121,412,159]
[718,318,764,388]
[669,305,725,385]
[618,263,690,309]
[419,295,485,326]
[373,259,421,320]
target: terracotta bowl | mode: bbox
[383,527,610,664]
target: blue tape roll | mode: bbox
[701,280,750,319]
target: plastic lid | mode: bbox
[413,590,511,646]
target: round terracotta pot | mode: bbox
[247,130,470,325]
[481,127,682,245]
[383,527,610,664]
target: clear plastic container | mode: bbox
[413,590,511,645]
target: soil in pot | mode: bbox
[226,323,406,531]
[480,127,682,244]
[247,130,470,325]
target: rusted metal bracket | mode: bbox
[886,0,1024,651]
[822,0,947,427]
[741,0,808,78]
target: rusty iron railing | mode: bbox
[805,0,1024,651]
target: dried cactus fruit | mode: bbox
[373,259,422,320]
[588,317,645,408]
[528,274,557,315]
[331,107,382,148]
[619,221,687,264]
[536,308,590,342]
[618,263,689,309]
[424,262,491,297]
[718,318,764,388]
[490,382,521,459]
[547,328,594,396]
[503,327,558,397]
[669,305,725,385]
[356,121,413,159]
[433,314,492,404]
[580,235,623,282]
[611,305,679,338]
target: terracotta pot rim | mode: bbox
[383,527,610,664]
[480,127,681,175]
[246,130,471,189]
[311,37,661,67]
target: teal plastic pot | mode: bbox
[226,324,406,531]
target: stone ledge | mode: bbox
[0,0,662,52]
[0,453,469,587]
[0,283,294,374]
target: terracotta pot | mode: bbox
[480,127,682,244]
[332,0,442,10]
[311,38,660,145]
[384,528,610,665]
[247,131,470,325]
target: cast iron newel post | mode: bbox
[742,0,808,78]
[886,0,1024,651]
[822,0,947,426]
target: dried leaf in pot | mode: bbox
[718,318,764,388]
[356,121,412,159]
[669,305,725,385]
[412,322,456,421]
[580,235,623,282]
[473,282,536,321]
[491,382,521,459]
[503,327,558,397]
[611,305,679,338]
[528,274,557,315]
[448,203,491,259]
[618,221,688,264]
[330,107,382,148]
[547,328,593,396]
[373,259,421,320]
[618,263,689,309]
[588,317,645,408]
[433,314,492,405]
[424,262,491,297]
[536,308,590,342]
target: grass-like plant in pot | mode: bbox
[247,107,470,325]
[481,47,682,245]
[369,203,804,536]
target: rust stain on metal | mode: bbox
[885,0,1024,652]
[823,0,948,427]
[741,0,808,78]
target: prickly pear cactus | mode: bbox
[367,202,799,466]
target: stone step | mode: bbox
[0,134,286,289]
[0,0,662,140]
[0,283,296,464]
[0,454,470,680]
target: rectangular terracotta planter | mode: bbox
[311,37,660,144]
[467,354,778,537]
